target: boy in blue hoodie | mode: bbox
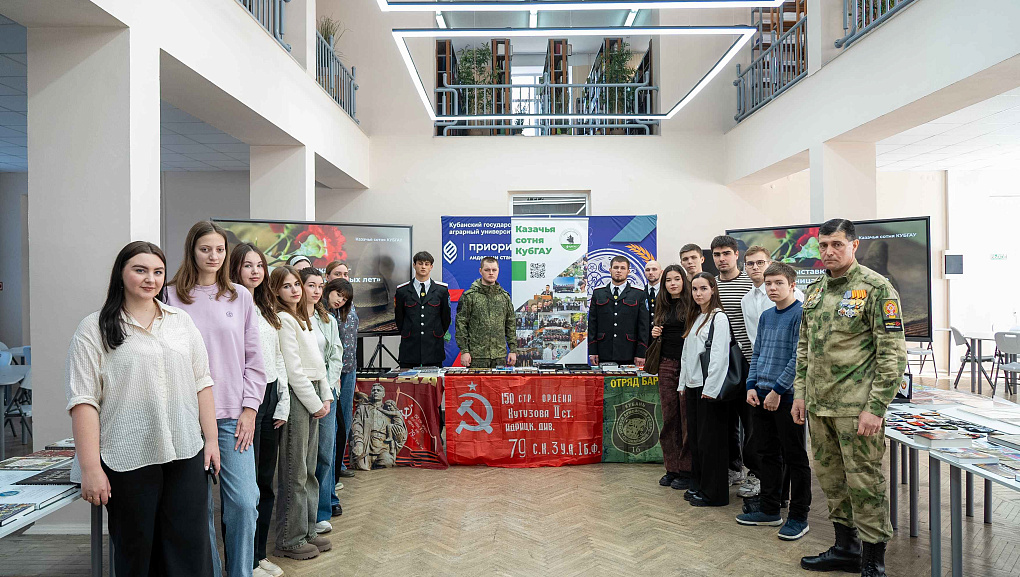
[736,262,811,541]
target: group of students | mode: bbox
[66,221,360,577]
[649,236,811,542]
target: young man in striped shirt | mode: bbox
[711,235,759,497]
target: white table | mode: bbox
[0,365,31,461]
[961,331,995,394]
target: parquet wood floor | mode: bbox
[1,379,1018,576]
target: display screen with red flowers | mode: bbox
[216,219,412,335]
[728,217,932,339]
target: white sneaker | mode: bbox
[728,469,744,486]
[335,481,344,491]
[314,520,333,534]
[258,558,284,577]
[737,474,761,498]
[253,568,272,577]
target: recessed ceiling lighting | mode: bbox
[379,0,784,11]
[393,26,756,122]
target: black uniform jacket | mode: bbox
[587,283,649,363]
[394,280,451,366]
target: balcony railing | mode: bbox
[734,16,807,122]
[434,73,658,136]
[836,0,918,49]
[316,32,358,122]
[237,0,291,51]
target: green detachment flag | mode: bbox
[602,374,664,463]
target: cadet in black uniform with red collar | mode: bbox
[588,256,649,366]
[394,251,451,367]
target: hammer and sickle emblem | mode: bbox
[456,392,494,434]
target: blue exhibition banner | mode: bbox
[440,215,656,367]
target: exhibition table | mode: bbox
[886,395,1020,577]
[354,370,665,469]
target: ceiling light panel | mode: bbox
[379,0,784,11]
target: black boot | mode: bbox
[861,541,887,577]
[800,523,862,572]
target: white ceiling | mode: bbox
[876,87,1020,171]
[0,13,249,173]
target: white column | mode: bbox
[250,145,316,220]
[287,0,316,76]
[808,0,850,72]
[809,141,877,222]
[27,26,161,445]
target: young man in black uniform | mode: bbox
[643,259,661,346]
[588,256,649,366]
[394,251,451,367]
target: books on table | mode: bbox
[932,448,1000,465]
[974,463,1020,480]
[987,434,1020,452]
[0,503,34,527]
[0,485,77,510]
[44,438,75,450]
[15,469,73,486]
[910,431,975,448]
[0,456,72,471]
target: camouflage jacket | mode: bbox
[793,261,907,417]
[455,279,517,359]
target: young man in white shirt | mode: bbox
[643,259,662,345]
[679,244,705,279]
[741,246,805,349]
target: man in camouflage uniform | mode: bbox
[792,219,906,577]
[455,257,517,368]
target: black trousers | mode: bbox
[686,387,731,505]
[752,398,812,520]
[252,381,281,564]
[103,451,213,577]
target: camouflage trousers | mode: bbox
[807,412,892,544]
[468,358,502,369]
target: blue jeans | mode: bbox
[315,390,339,522]
[338,371,356,472]
[208,418,260,577]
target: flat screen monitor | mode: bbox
[215,219,412,336]
[727,217,933,340]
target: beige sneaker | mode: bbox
[308,535,332,553]
[258,558,284,577]
[273,542,319,560]
[254,568,271,577]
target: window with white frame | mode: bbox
[510,192,589,216]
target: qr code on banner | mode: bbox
[530,262,546,279]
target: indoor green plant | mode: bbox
[456,44,498,134]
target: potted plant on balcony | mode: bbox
[317,16,351,104]
[601,42,636,135]
[457,43,498,135]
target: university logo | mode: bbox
[443,240,458,264]
[455,382,493,434]
[611,398,659,455]
[560,228,581,251]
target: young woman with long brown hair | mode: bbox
[324,278,357,492]
[270,266,332,561]
[228,242,289,577]
[649,264,695,491]
[68,241,219,576]
[298,267,344,534]
[165,221,266,577]
[677,272,733,507]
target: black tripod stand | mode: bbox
[365,335,399,370]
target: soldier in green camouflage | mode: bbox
[792,219,906,577]
[455,257,517,368]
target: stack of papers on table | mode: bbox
[933,448,1000,464]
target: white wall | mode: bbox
[947,171,1020,335]
[0,172,28,348]
[161,171,251,273]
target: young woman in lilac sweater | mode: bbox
[166,221,267,577]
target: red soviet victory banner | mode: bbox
[352,375,448,470]
[444,374,604,467]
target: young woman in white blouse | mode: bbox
[298,268,344,535]
[270,266,332,561]
[228,243,289,577]
[67,241,219,576]
[677,272,733,508]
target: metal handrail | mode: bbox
[836,0,919,49]
[315,31,358,122]
[237,0,291,51]
[734,16,807,122]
